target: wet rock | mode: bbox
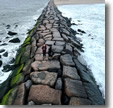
[60,54,75,66]
[28,85,62,105]
[8,31,17,36]
[1,86,18,105]
[6,25,11,29]
[52,45,64,53]
[69,97,92,105]
[84,82,105,105]
[62,34,69,42]
[0,49,5,53]
[10,73,24,87]
[79,70,96,84]
[0,60,2,67]
[9,38,20,43]
[9,58,15,64]
[61,28,70,36]
[74,47,81,55]
[73,58,87,73]
[64,78,87,98]
[2,64,16,72]
[20,45,31,64]
[0,43,7,46]
[15,25,18,28]
[25,80,32,91]
[13,83,26,105]
[31,37,36,47]
[64,44,73,54]
[55,78,62,90]
[3,52,8,57]
[30,71,57,87]
[77,55,87,67]
[77,29,86,34]
[23,59,33,74]
[30,46,37,58]
[63,66,80,80]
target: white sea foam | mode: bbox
[58,4,105,98]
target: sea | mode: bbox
[0,0,105,98]
[58,4,105,98]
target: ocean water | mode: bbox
[58,4,105,98]
[0,0,49,83]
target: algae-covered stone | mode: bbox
[11,64,24,77]
[23,36,31,44]
[10,73,24,88]
[23,59,33,75]
[0,79,10,102]
[20,45,31,64]
[22,41,31,47]
[15,47,25,65]
[1,87,18,105]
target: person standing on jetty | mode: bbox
[42,44,47,60]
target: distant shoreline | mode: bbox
[54,0,105,5]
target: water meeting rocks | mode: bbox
[0,0,104,105]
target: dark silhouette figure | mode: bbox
[48,46,53,57]
[42,44,47,57]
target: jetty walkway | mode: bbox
[0,0,105,105]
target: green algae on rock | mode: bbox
[1,87,18,105]
[10,73,24,88]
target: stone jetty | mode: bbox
[0,0,105,105]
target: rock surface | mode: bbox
[13,83,26,105]
[1,0,104,105]
[69,97,92,105]
[30,71,57,87]
[64,78,87,98]
[63,66,80,80]
[28,85,62,105]
[9,38,20,43]
[52,45,64,53]
[60,54,75,66]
